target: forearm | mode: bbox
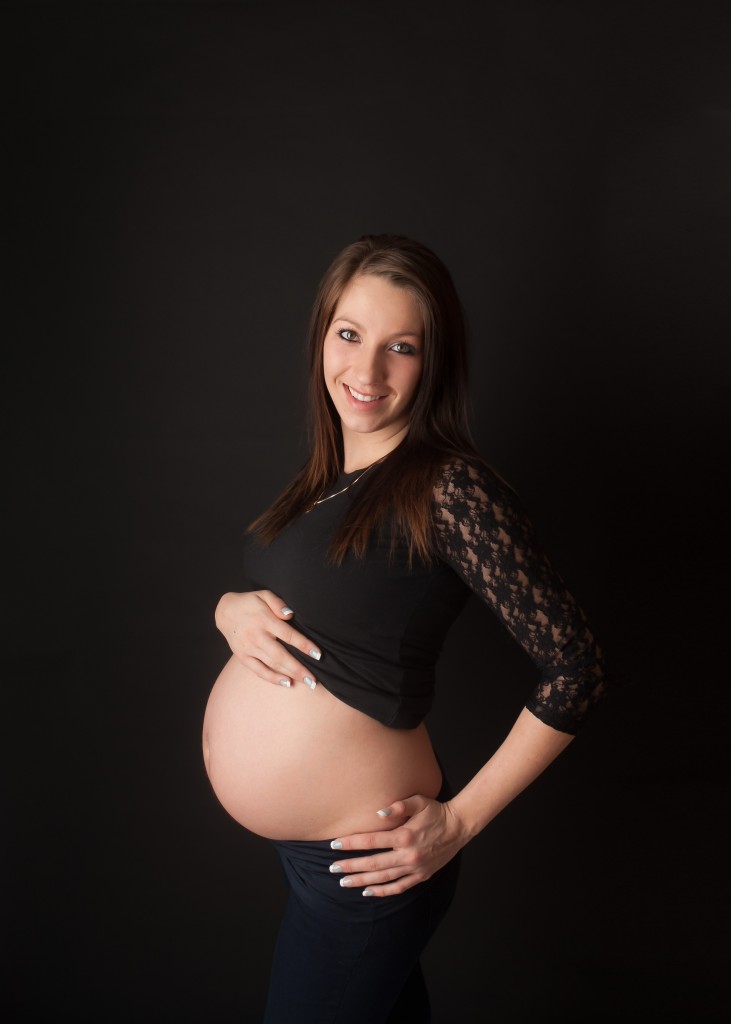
[449,707,574,841]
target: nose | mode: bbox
[353,345,385,388]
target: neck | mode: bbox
[342,424,409,473]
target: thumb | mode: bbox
[377,794,429,819]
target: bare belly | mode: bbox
[202,655,443,840]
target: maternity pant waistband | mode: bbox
[269,757,455,924]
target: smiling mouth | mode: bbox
[345,384,386,403]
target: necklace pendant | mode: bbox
[304,456,386,514]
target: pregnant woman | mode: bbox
[202,234,608,1022]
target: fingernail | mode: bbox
[339,878,353,887]
[330,839,343,850]
[329,863,343,874]
[362,889,375,897]
[279,679,291,688]
[309,649,321,661]
[304,676,317,690]
[377,808,392,817]
[282,607,294,616]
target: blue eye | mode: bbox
[390,342,417,355]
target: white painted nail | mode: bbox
[339,878,353,887]
[282,607,294,616]
[329,863,343,874]
[309,649,321,661]
[304,676,317,690]
[279,679,291,688]
[377,808,392,817]
[362,889,375,897]
[330,839,343,850]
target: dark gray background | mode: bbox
[6,1,730,1020]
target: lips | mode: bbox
[344,383,386,404]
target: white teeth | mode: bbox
[347,385,383,403]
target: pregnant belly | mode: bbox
[202,655,443,840]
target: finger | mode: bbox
[329,828,410,853]
[375,795,429,820]
[239,639,318,691]
[238,655,295,689]
[255,592,323,662]
[272,622,323,664]
[361,876,424,897]
[257,636,319,683]
[335,865,418,890]
[329,850,416,876]
[257,590,296,621]
[329,811,422,853]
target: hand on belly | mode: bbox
[202,656,442,840]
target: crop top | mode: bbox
[242,457,608,734]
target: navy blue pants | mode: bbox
[263,767,460,1023]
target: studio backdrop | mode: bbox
[6,2,730,1021]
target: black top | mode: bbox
[243,457,608,733]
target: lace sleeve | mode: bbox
[433,458,608,734]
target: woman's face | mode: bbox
[323,274,424,455]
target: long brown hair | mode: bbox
[248,234,485,563]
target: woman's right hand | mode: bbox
[214,590,321,689]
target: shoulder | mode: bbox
[432,454,518,510]
[430,454,534,549]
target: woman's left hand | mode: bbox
[328,795,470,897]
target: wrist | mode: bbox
[444,798,483,845]
[447,785,504,841]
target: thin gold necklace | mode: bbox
[305,457,386,513]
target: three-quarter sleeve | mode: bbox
[432,458,608,734]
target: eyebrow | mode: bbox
[332,316,422,338]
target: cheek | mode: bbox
[322,338,342,383]
[402,362,423,404]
